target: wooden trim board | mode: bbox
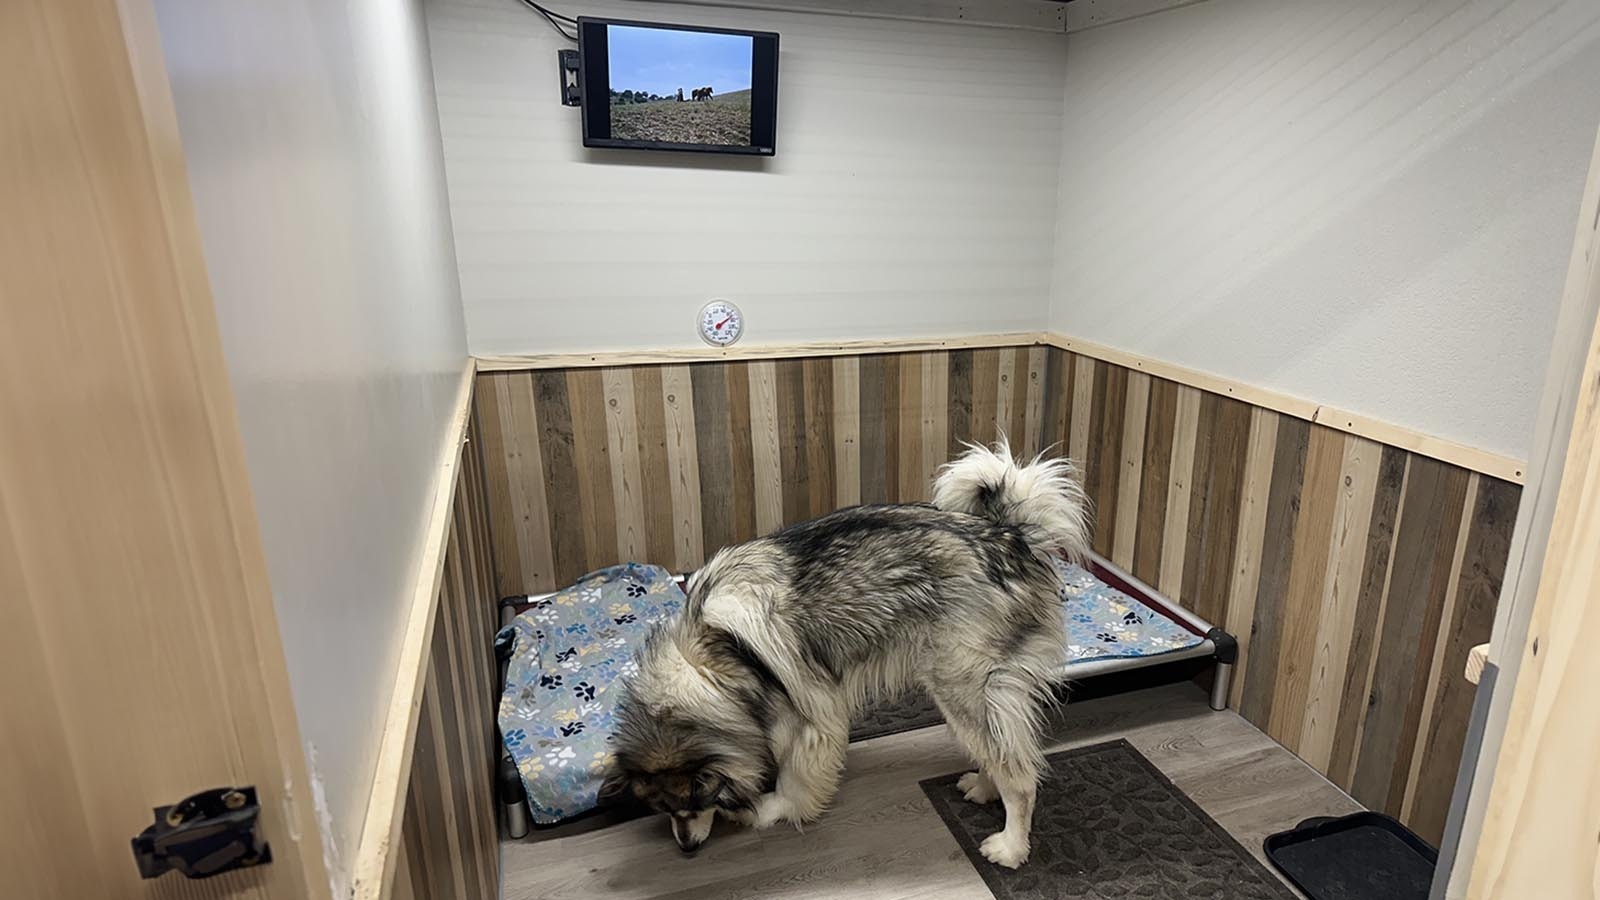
[350,360,479,900]
[474,332,1049,372]
[474,332,1526,484]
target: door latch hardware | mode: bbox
[131,786,272,880]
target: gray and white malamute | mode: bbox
[601,441,1090,868]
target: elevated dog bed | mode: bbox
[494,552,1236,832]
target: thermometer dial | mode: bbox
[698,300,744,347]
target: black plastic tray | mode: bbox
[1264,812,1437,900]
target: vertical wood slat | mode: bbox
[633,367,676,570]
[566,369,616,574]
[995,348,1018,444]
[748,360,784,533]
[1133,378,1178,586]
[970,348,1001,448]
[1023,345,1048,454]
[803,358,837,519]
[1111,372,1150,569]
[833,357,861,508]
[897,353,924,502]
[922,352,950,497]
[602,368,646,563]
[1225,406,1280,709]
[1069,354,1094,466]
[777,359,809,526]
[1158,385,1203,598]
[660,366,704,572]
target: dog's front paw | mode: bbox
[753,794,799,829]
[957,771,999,804]
[979,832,1029,869]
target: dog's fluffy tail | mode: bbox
[932,439,1092,561]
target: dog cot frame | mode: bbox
[491,550,1237,839]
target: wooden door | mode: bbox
[1462,120,1600,897]
[0,1,329,897]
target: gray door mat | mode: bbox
[920,739,1295,900]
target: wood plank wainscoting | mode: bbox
[392,412,502,900]
[470,340,1521,845]
[352,373,502,900]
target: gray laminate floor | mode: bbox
[500,683,1361,900]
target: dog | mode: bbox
[600,441,1090,868]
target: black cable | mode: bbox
[517,0,578,41]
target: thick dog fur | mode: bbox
[602,441,1090,867]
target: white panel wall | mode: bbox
[1049,0,1600,459]
[152,1,468,891]
[426,0,1068,356]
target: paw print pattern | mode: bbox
[625,582,647,598]
[1095,633,1120,643]
[555,647,578,663]
[573,681,597,701]
[503,728,527,749]
[613,613,637,625]
[559,721,585,737]
[1122,612,1144,625]
[539,673,565,689]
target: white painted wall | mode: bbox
[1049,0,1600,460]
[152,1,468,891]
[425,0,1068,356]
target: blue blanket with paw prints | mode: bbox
[498,558,1203,824]
[497,563,685,824]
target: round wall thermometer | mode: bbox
[698,300,744,347]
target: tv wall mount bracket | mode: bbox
[558,49,580,107]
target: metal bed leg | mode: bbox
[497,596,529,838]
[1210,662,1233,711]
[1204,627,1238,711]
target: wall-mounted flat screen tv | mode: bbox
[577,17,779,155]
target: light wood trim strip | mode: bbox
[475,331,1524,484]
[350,360,477,900]
[1465,644,1489,686]
[475,332,1049,372]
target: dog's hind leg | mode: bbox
[930,669,1046,868]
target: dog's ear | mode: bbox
[597,770,631,804]
[691,770,728,807]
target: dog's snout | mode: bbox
[671,810,714,854]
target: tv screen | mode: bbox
[578,17,779,155]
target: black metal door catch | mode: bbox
[131,786,271,880]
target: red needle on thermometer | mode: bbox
[715,316,733,330]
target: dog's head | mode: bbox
[600,628,774,853]
[599,710,767,853]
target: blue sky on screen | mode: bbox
[607,24,753,97]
